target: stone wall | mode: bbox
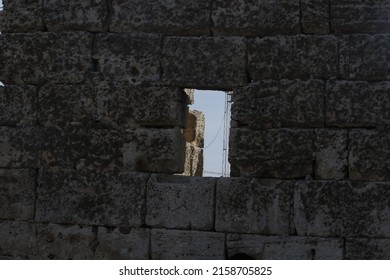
[0,0,389,259]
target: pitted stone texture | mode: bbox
[37,223,95,260]
[182,144,203,177]
[340,35,390,81]
[248,35,338,80]
[346,238,390,260]
[162,36,246,89]
[183,110,205,147]
[326,81,390,127]
[294,181,390,237]
[146,175,215,230]
[211,0,300,36]
[232,80,325,128]
[0,85,37,126]
[151,229,225,260]
[216,178,293,235]
[301,0,329,34]
[314,129,348,180]
[0,32,92,84]
[331,0,390,34]
[44,0,108,32]
[0,169,36,220]
[227,235,343,260]
[110,0,210,35]
[0,221,37,258]
[124,128,185,173]
[95,227,149,260]
[230,128,313,178]
[349,130,390,181]
[93,33,161,84]
[36,169,148,226]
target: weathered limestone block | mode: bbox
[37,223,95,260]
[162,36,247,89]
[232,80,325,128]
[211,0,300,36]
[183,110,205,147]
[0,169,36,220]
[248,35,338,80]
[93,33,161,84]
[151,229,225,259]
[301,0,329,34]
[146,175,215,230]
[229,128,313,178]
[0,221,37,258]
[326,81,390,127]
[349,130,390,181]
[95,227,149,260]
[184,89,195,105]
[182,143,203,177]
[314,129,348,180]
[110,0,210,35]
[0,85,37,126]
[0,32,92,84]
[340,35,390,81]
[331,0,390,33]
[43,0,108,32]
[215,178,293,235]
[227,234,343,260]
[294,181,390,237]
[346,238,390,260]
[36,169,148,226]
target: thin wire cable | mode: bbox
[203,114,224,150]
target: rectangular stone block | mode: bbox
[110,0,210,35]
[248,35,338,80]
[162,36,247,89]
[301,0,329,34]
[294,181,390,237]
[326,81,390,127]
[349,130,390,181]
[0,32,92,84]
[229,128,313,178]
[227,234,343,260]
[211,0,300,36]
[0,85,37,126]
[36,169,148,227]
[232,80,325,128]
[0,169,36,220]
[216,178,293,235]
[151,229,225,260]
[146,175,215,230]
[346,238,390,260]
[95,227,149,260]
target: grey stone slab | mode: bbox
[36,169,148,227]
[346,238,390,260]
[301,0,329,34]
[151,229,225,260]
[232,80,325,128]
[211,0,300,36]
[95,227,149,260]
[146,175,215,230]
[229,128,313,178]
[162,36,247,89]
[227,234,343,260]
[216,178,293,235]
[0,169,36,220]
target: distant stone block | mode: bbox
[0,221,37,258]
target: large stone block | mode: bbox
[151,229,225,259]
[229,128,313,178]
[162,36,247,89]
[110,0,210,35]
[227,234,343,260]
[346,238,390,260]
[349,130,390,181]
[146,175,215,230]
[248,35,338,80]
[0,221,37,258]
[0,169,36,220]
[36,169,148,227]
[294,181,390,237]
[182,143,203,177]
[0,32,92,84]
[232,80,325,128]
[183,110,205,147]
[211,0,300,36]
[301,0,329,34]
[326,81,390,127]
[215,178,293,235]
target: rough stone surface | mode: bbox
[0,221,37,258]
[346,238,390,260]
[301,0,329,34]
[151,229,225,260]
[146,175,215,230]
[183,110,205,147]
[227,234,343,260]
[216,178,293,235]
[182,144,203,177]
